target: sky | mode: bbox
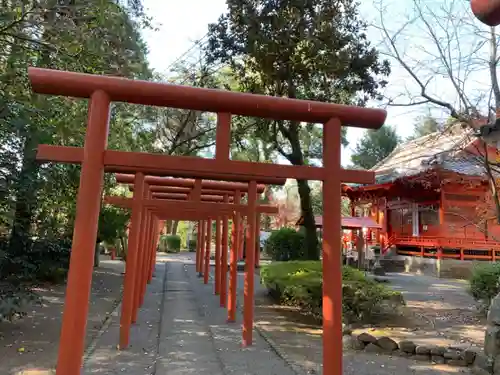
[140,0,490,165]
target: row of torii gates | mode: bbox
[102,173,285,349]
[28,67,386,375]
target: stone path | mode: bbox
[84,253,297,374]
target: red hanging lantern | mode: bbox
[471,0,500,26]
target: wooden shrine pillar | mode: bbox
[132,184,150,323]
[56,91,111,375]
[243,181,257,346]
[322,118,343,375]
[439,187,445,235]
[221,205,229,308]
[228,190,241,322]
[119,172,144,349]
[215,216,222,295]
[196,220,202,273]
[199,220,206,277]
[204,219,212,284]
[255,212,261,268]
[145,215,157,284]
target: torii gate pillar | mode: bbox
[56,91,110,375]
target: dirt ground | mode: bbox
[370,273,485,347]
[0,257,124,375]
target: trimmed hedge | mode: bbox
[260,261,404,324]
[264,228,305,261]
[188,239,197,252]
[469,262,500,309]
[165,235,181,253]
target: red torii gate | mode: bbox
[29,67,385,375]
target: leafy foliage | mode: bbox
[264,228,306,261]
[165,235,181,253]
[350,124,400,169]
[205,0,390,259]
[98,206,130,245]
[188,239,197,252]
[408,116,443,140]
[260,261,404,324]
[0,0,164,321]
[469,262,500,309]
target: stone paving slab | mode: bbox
[82,263,163,374]
[176,256,297,375]
[155,259,225,374]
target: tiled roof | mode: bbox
[369,125,486,184]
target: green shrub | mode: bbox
[469,262,500,308]
[166,235,181,253]
[188,239,197,252]
[0,237,69,321]
[260,261,404,324]
[264,228,305,261]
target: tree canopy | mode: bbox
[204,0,390,259]
[350,125,400,170]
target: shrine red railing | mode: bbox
[393,235,500,261]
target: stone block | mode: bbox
[399,340,416,354]
[376,336,398,352]
[431,355,445,364]
[444,350,463,360]
[357,332,377,344]
[415,345,432,355]
[343,335,365,350]
[464,347,481,365]
[430,346,447,356]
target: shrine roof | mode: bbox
[367,125,486,184]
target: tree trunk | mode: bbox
[166,220,172,234]
[283,123,319,260]
[120,235,127,260]
[171,220,179,235]
[296,179,319,259]
[356,229,365,270]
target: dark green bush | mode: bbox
[264,228,305,261]
[469,262,500,308]
[0,237,70,321]
[260,261,404,324]
[188,239,197,252]
[166,235,181,253]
